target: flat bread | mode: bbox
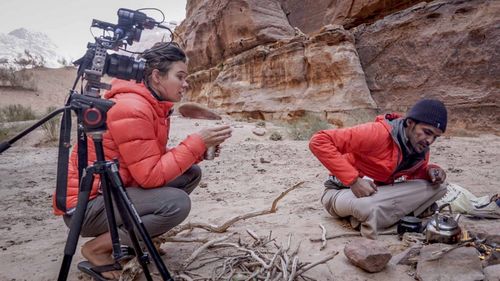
[178,102,222,120]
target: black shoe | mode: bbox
[418,202,439,218]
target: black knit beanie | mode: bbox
[406,99,447,132]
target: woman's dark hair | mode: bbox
[141,42,186,84]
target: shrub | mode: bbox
[0,126,11,142]
[287,113,332,141]
[0,104,37,122]
[41,106,60,142]
[0,50,41,91]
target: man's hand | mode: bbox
[350,178,377,198]
[428,167,446,185]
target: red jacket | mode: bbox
[53,80,206,215]
[309,114,437,187]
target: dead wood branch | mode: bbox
[318,224,327,250]
[295,251,339,275]
[184,233,234,268]
[159,181,305,242]
[310,230,397,242]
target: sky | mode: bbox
[0,0,187,59]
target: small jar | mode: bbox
[204,146,216,160]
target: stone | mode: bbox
[344,238,392,273]
[416,244,484,281]
[484,264,500,281]
[252,127,266,136]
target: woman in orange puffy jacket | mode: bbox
[56,42,232,280]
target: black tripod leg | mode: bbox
[106,163,173,281]
[99,171,125,263]
[107,176,154,281]
[58,167,95,281]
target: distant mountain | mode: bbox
[0,28,70,69]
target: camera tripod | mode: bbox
[0,92,173,281]
[58,129,173,281]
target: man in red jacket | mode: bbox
[309,99,448,239]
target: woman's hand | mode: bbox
[350,178,378,198]
[197,125,232,148]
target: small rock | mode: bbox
[269,131,283,141]
[252,127,266,136]
[259,157,271,163]
[255,121,266,127]
[344,238,392,273]
[484,264,500,281]
[199,182,208,188]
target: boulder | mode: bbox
[417,244,484,281]
[484,264,500,281]
[344,237,392,273]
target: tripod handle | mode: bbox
[0,107,68,154]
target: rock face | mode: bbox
[178,0,295,72]
[280,0,429,32]
[178,0,499,132]
[184,26,377,126]
[354,0,500,133]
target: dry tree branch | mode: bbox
[310,230,397,242]
[184,233,235,268]
[246,229,260,241]
[176,273,194,281]
[295,251,339,276]
[309,232,360,242]
[158,181,305,242]
[318,224,327,250]
[288,256,299,281]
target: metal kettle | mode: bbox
[426,203,462,244]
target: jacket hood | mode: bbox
[104,79,174,115]
[375,113,402,133]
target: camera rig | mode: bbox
[0,8,176,281]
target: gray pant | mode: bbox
[64,165,202,245]
[321,179,447,239]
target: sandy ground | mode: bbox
[0,68,499,281]
[1,112,500,281]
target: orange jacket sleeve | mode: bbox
[107,98,206,188]
[309,122,386,186]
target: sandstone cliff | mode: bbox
[178,0,499,132]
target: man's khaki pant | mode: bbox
[321,179,447,239]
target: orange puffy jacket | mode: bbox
[309,114,437,187]
[53,80,206,215]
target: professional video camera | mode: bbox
[76,8,173,96]
[0,8,176,281]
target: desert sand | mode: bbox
[1,110,500,280]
